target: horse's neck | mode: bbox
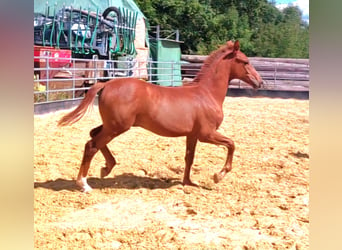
[199,60,231,105]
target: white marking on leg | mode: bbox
[76,177,93,192]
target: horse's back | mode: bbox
[97,78,221,136]
[100,78,148,101]
[99,78,199,108]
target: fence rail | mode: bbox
[34,55,184,105]
[34,55,309,107]
[181,56,310,91]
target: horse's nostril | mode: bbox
[258,80,264,88]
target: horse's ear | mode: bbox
[223,40,238,59]
[234,40,240,51]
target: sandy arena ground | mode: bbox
[34,96,309,249]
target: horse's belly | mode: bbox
[134,115,193,137]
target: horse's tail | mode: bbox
[58,81,107,126]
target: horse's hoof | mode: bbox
[81,185,93,193]
[76,178,93,192]
[100,167,109,178]
[182,179,199,187]
[213,173,223,183]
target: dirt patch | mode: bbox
[34,97,309,249]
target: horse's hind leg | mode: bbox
[77,127,116,192]
[90,125,116,178]
[199,131,235,183]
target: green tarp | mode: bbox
[34,0,182,85]
[34,0,145,19]
[149,39,182,86]
[34,0,147,57]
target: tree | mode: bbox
[135,0,309,58]
[251,4,308,58]
[135,0,211,53]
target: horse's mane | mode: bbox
[193,41,234,84]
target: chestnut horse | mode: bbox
[58,40,263,192]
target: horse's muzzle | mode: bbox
[251,78,263,89]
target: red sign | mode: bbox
[34,46,72,68]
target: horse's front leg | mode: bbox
[183,135,198,186]
[199,131,235,183]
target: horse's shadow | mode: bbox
[34,173,183,191]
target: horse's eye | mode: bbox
[237,57,249,64]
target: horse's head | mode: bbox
[225,40,263,89]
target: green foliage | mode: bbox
[252,6,309,58]
[135,0,309,58]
